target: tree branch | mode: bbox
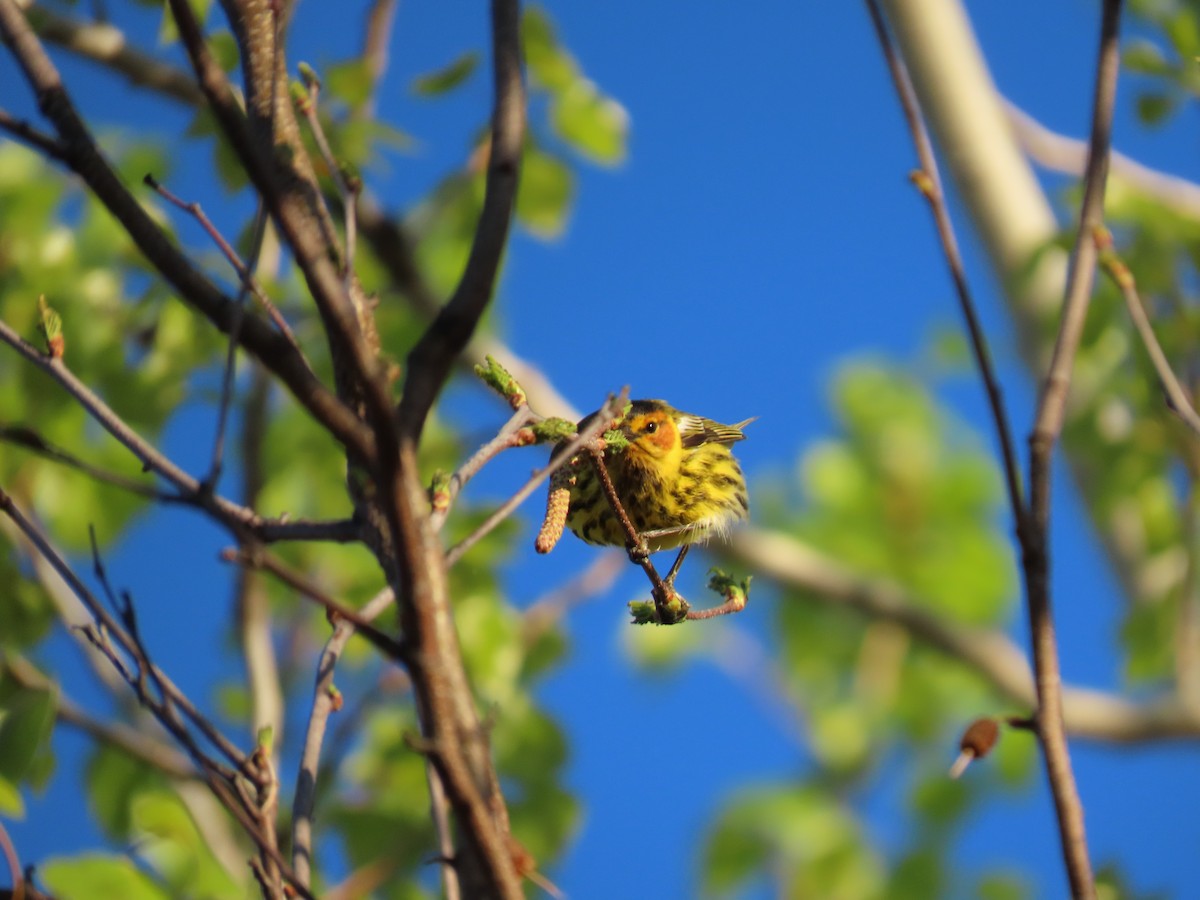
[1022,3,1122,895]
[729,528,1200,742]
[396,0,526,439]
[0,318,357,545]
[0,0,374,464]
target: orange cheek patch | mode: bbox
[647,419,675,451]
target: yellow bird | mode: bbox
[539,399,752,581]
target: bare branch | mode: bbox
[144,176,303,358]
[0,486,317,900]
[397,0,526,438]
[18,0,204,104]
[1022,3,1123,895]
[291,587,395,888]
[1093,228,1200,437]
[864,0,1026,537]
[0,424,169,500]
[358,0,397,120]
[729,527,1200,742]
[0,106,64,159]
[1006,101,1200,220]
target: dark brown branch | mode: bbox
[396,0,526,439]
[0,106,64,159]
[166,0,382,413]
[1024,1,1124,894]
[0,487,316,900]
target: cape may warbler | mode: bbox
[538,400,752,566]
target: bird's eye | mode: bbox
[644,420,659,435]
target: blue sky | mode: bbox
[5,0,1200,897]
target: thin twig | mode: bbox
[1093,227,1200,436]
[143,176,302,354]
[430,405,536,532]
[85,527,247,771]
[864,0,1026,535]
[0,819,23,900]
[1022,0,1122,894]
[444,392,626,566]
[294,74,363,304]
[0,425,170,500]
[0,316,354,543]
[0,487,316,899]
[0,107,65,159]
[584,446,678,621]
[205,207,260,492]
[221,547,406,661]
[291,586,395,888]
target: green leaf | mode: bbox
[522,6,578,93]
[0,684,56,785]
[412,51,480,96]
[1135,90,1176,126]
[41,854,172,900]
[550,82,629,165]
[207,30,240,73]
[976,871,1031,900]
[1123,39,1174,76]
[325,59,375,110]
[703,785,884,897]
[131,792,243,897]
[86,744,165,840]
[516,145,574,238]
[0,775,24,817]
[1165,8,1200,58]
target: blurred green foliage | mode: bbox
[1,1,1197,898]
